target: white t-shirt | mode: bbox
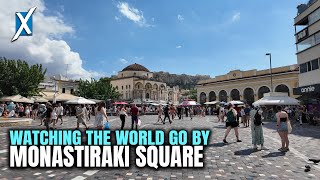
[56,106,64,115]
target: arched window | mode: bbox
[230,89,240,100]
[219,90,227,102]
[258,86,270,99]
[243,88,254,105]
[209,91,216,101]
[200,92,207,104]
[275,84,290,96]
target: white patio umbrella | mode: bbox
[65,97,96,105]
[228,100,245,105]
[204,101,220,105]
[29,96,49,103]
[253,92,300,106]
[1,95,34,104]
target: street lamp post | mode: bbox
[266,53,273,92]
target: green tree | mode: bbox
[0,58,46,97]
[74,77,121,101]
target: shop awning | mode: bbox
[253,92,300,106]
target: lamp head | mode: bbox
[266,53,271,56]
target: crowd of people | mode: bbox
[1,100,319,153]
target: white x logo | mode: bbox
[12,7,37,42]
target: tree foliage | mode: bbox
[181,89,197,101]
[0,57,46,97]
[74,77,121,101]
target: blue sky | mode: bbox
[0,0,305,78]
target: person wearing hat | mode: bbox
[223,103,242,144]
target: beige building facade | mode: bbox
[293,0,320,105]
[111,63,180,104]
[196,65,299,105]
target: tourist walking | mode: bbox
[244,105,251,127]
[130,104,139,130]
[119,105,127,130]
[52,104,57,129]
[177,106,182,119]
[240,107,246,127]
[170,105,176,120]
[219,106,225,122]
[276,106,291,152]
[223,103,242,143]
[75,104,89,130]
[25,105,31,118]
[185,107,189,117]
[56,103,64,125]
[44,102,53,131]
[163,105,172,124]
[250,107,267,150]
[190,107,194,120]
[32,103,39,120]
[94,102,109,130]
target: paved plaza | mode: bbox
[0,115,320,179]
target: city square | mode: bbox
[1,0,320,179]
[0,115,320,179]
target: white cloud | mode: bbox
[176,45,182,49]
[232,12,241,22]
[114,16,120,21]
[119,58,128,64]
[0,0,101,80]
[177,14,184,22]
[117,2,152,27]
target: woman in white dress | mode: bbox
[94,102,109,130]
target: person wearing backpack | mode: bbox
[223,103,242,144]
[250,106,267,150]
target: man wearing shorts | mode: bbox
[131,104,139,130]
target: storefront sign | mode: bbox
[293,84,320,95]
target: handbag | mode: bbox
[104,122,110,130]
[287,119,292,133]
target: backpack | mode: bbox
[254,110,262,126]
[226,110,236,122]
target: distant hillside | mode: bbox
[153,71,210,89]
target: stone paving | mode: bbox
[0,115,319,179]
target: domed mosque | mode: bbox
[110,63,180,103]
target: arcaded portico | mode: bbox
[196,65,299,105]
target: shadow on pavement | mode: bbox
[234,148,257,156]
[262,152,286,158]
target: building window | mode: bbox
[297,35,315,52]
[62,88,65,93]
[309,7,320,25]
[134,72,136,76]
[70,89,74,94]
[122,86,124,90]
[116,86,118,90]
[312,58,319,70]
[122,74,123,77]
[129,85,131,89]
[316,32,320,44]
[307,61,312,71]
[300,63,307,73]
